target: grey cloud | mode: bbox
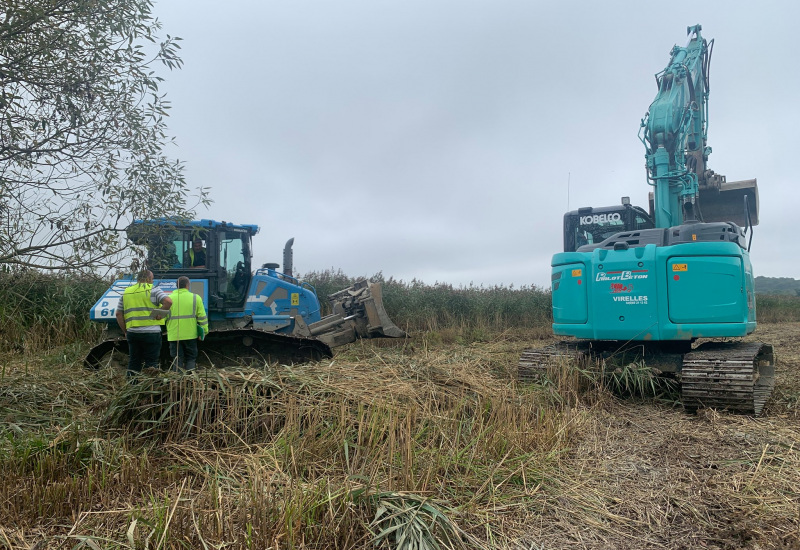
[155,0,800,286]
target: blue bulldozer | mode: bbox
[519,25,774,415]
[86,219,406,368]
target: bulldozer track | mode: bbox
[85,328,333,370]
[518,341,591,383]
[200,329,333,366]
[681,341,775,416]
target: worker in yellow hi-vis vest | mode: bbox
[165,276,208,371]
[183,238,206,268]
[115,270,172,377]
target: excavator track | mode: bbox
[681,341,775,416]
[518,340,591,383]
[85,329,332,370]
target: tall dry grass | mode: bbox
[303,269,553,334]
[303,269,800,330]
[755,295,800,323]
[0,334,588,549]
[1,269,795,358]
[1,271,799,548]
[3,328,799,550]
[0,271,107,353]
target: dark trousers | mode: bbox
[127,332,162,375]
[169,339,198,371]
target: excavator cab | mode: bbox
[563,201,654,252]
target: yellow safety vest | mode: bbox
[122,283,164,329]
[166,288,208,341]
[187,248,206,266]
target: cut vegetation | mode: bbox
[0,273,798,549]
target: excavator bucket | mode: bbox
[307,280,407,348]
[698,178,759,227]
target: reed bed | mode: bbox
[0,271,108,353]
[755,295,800,323]
[0,270,795,355]
[0,270,799,549]
[303,269,554,332]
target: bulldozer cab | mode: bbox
[128,220,258,312]
[563,203,654,252]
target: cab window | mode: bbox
[181,235,207,268]
[635,214,654,230]
[146,230,181,271]
[218,232,249,303]
[579,217,626,246]
[147,230,208,271]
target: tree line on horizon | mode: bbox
[755,276,800,296]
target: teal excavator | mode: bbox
[520,25,774,415]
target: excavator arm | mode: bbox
[640,25,758,228]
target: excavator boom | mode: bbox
[641,24,758,228]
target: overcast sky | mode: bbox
[152,0,799,287]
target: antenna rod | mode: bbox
[567,172,571,211]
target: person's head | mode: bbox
[177,276,190,289]
[137,270,154,284]
[192,239,204,252]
